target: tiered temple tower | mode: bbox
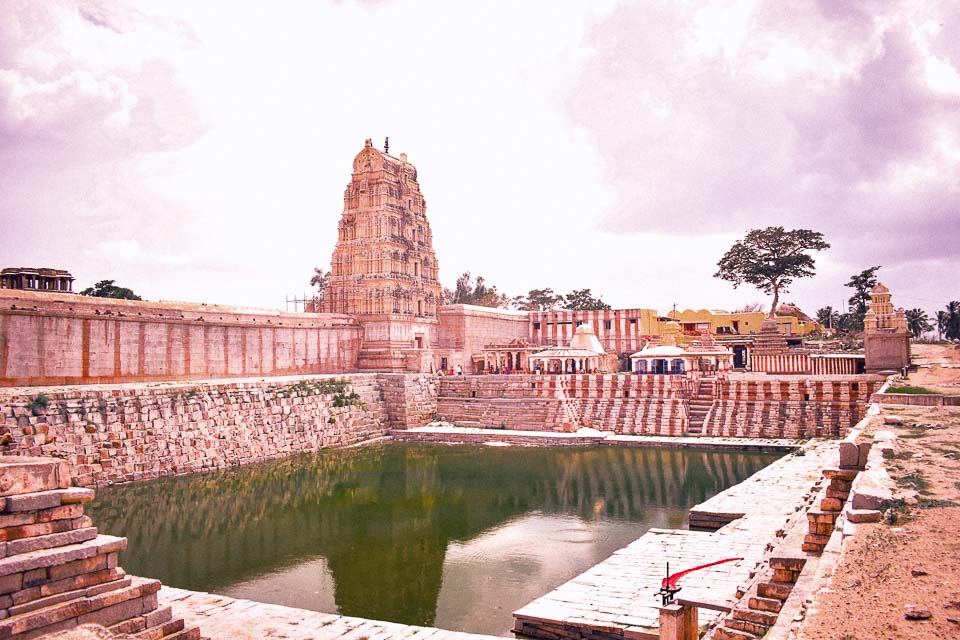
[324,139,443,371]
[863,282,911,372]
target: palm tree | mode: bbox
[905,308,932,339]
[937,310,949,340]
[816,306,840,331]
[946,301,960,341]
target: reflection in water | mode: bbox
[88,444,778,635]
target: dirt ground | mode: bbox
[799,345,960,640]
[903,342,960,395]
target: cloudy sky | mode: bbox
[2,0,957,316]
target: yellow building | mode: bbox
[666,308,821,338]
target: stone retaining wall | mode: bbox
[0,374,428,486]
[703,376,884,438]
[436,374,882,438]
[436,374,689,434]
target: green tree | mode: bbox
[443,272,511,308]
[517,288,565,311]
[904,308,933,338]
[79,280,142,300]
[815,306,840,331]
[844,266,881,331]
[937,310,949,340]
[944,301,960,341]
[563,289,611,311]
[310,267,329,305]
[714,227,830,317]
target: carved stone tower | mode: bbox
[863,282,911,372]
[325,139,442,371]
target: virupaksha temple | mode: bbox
[0,140,933,640]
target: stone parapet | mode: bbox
[0,456,198,640]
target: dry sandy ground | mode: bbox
[904,342,960,395]
[799,344,960,640]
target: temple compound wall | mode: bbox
[0,290,361,387]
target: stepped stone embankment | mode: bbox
[436,374,689,434]
[0,456,198,640]
[437,374,882,438]
[0,373,435,487]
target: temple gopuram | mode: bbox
[324,139,443,371]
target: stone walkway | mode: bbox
[394,425,802,452]
[159,587,502,640]
[512,440,837,640]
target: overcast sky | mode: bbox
[2,0,957,317]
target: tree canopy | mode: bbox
[79,280,142,301]
[905,308,933,338]
[310,267,329,305]
[844,266,881,331]
[517,288,565,311]
[443,272,512,308]
[939,301,960,341]
[714,227,830,317]
[563,289,611,311]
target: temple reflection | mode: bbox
[88,444,778,629]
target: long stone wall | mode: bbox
[0,290,361,387]
[0,374,435,487]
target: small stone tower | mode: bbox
[863,282,911,372]
[324,140,442,371]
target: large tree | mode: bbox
[79,280,142,301]
[905,308,933,339]
[563,288,611,311]
[517,288,565,311]
[714,227,830,317]
[845,266,881,330]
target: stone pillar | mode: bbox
[658,603,698,640]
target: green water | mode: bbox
[87,443,779,635]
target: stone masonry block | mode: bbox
[757,581,793,601]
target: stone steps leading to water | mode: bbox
[0,456,198,640]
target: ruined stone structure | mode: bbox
[1,268,74,293]
[324,139,443,371]
[863,282,911,372]
[0,456,199,639]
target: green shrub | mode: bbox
[885,385,937,395]
[26,393,51,416]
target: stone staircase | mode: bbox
[686,377,715,435]
[0,457,199,640]
[714,557,805,639]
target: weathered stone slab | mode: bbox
[0,458,71,498]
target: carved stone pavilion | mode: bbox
[324,139,443,371]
